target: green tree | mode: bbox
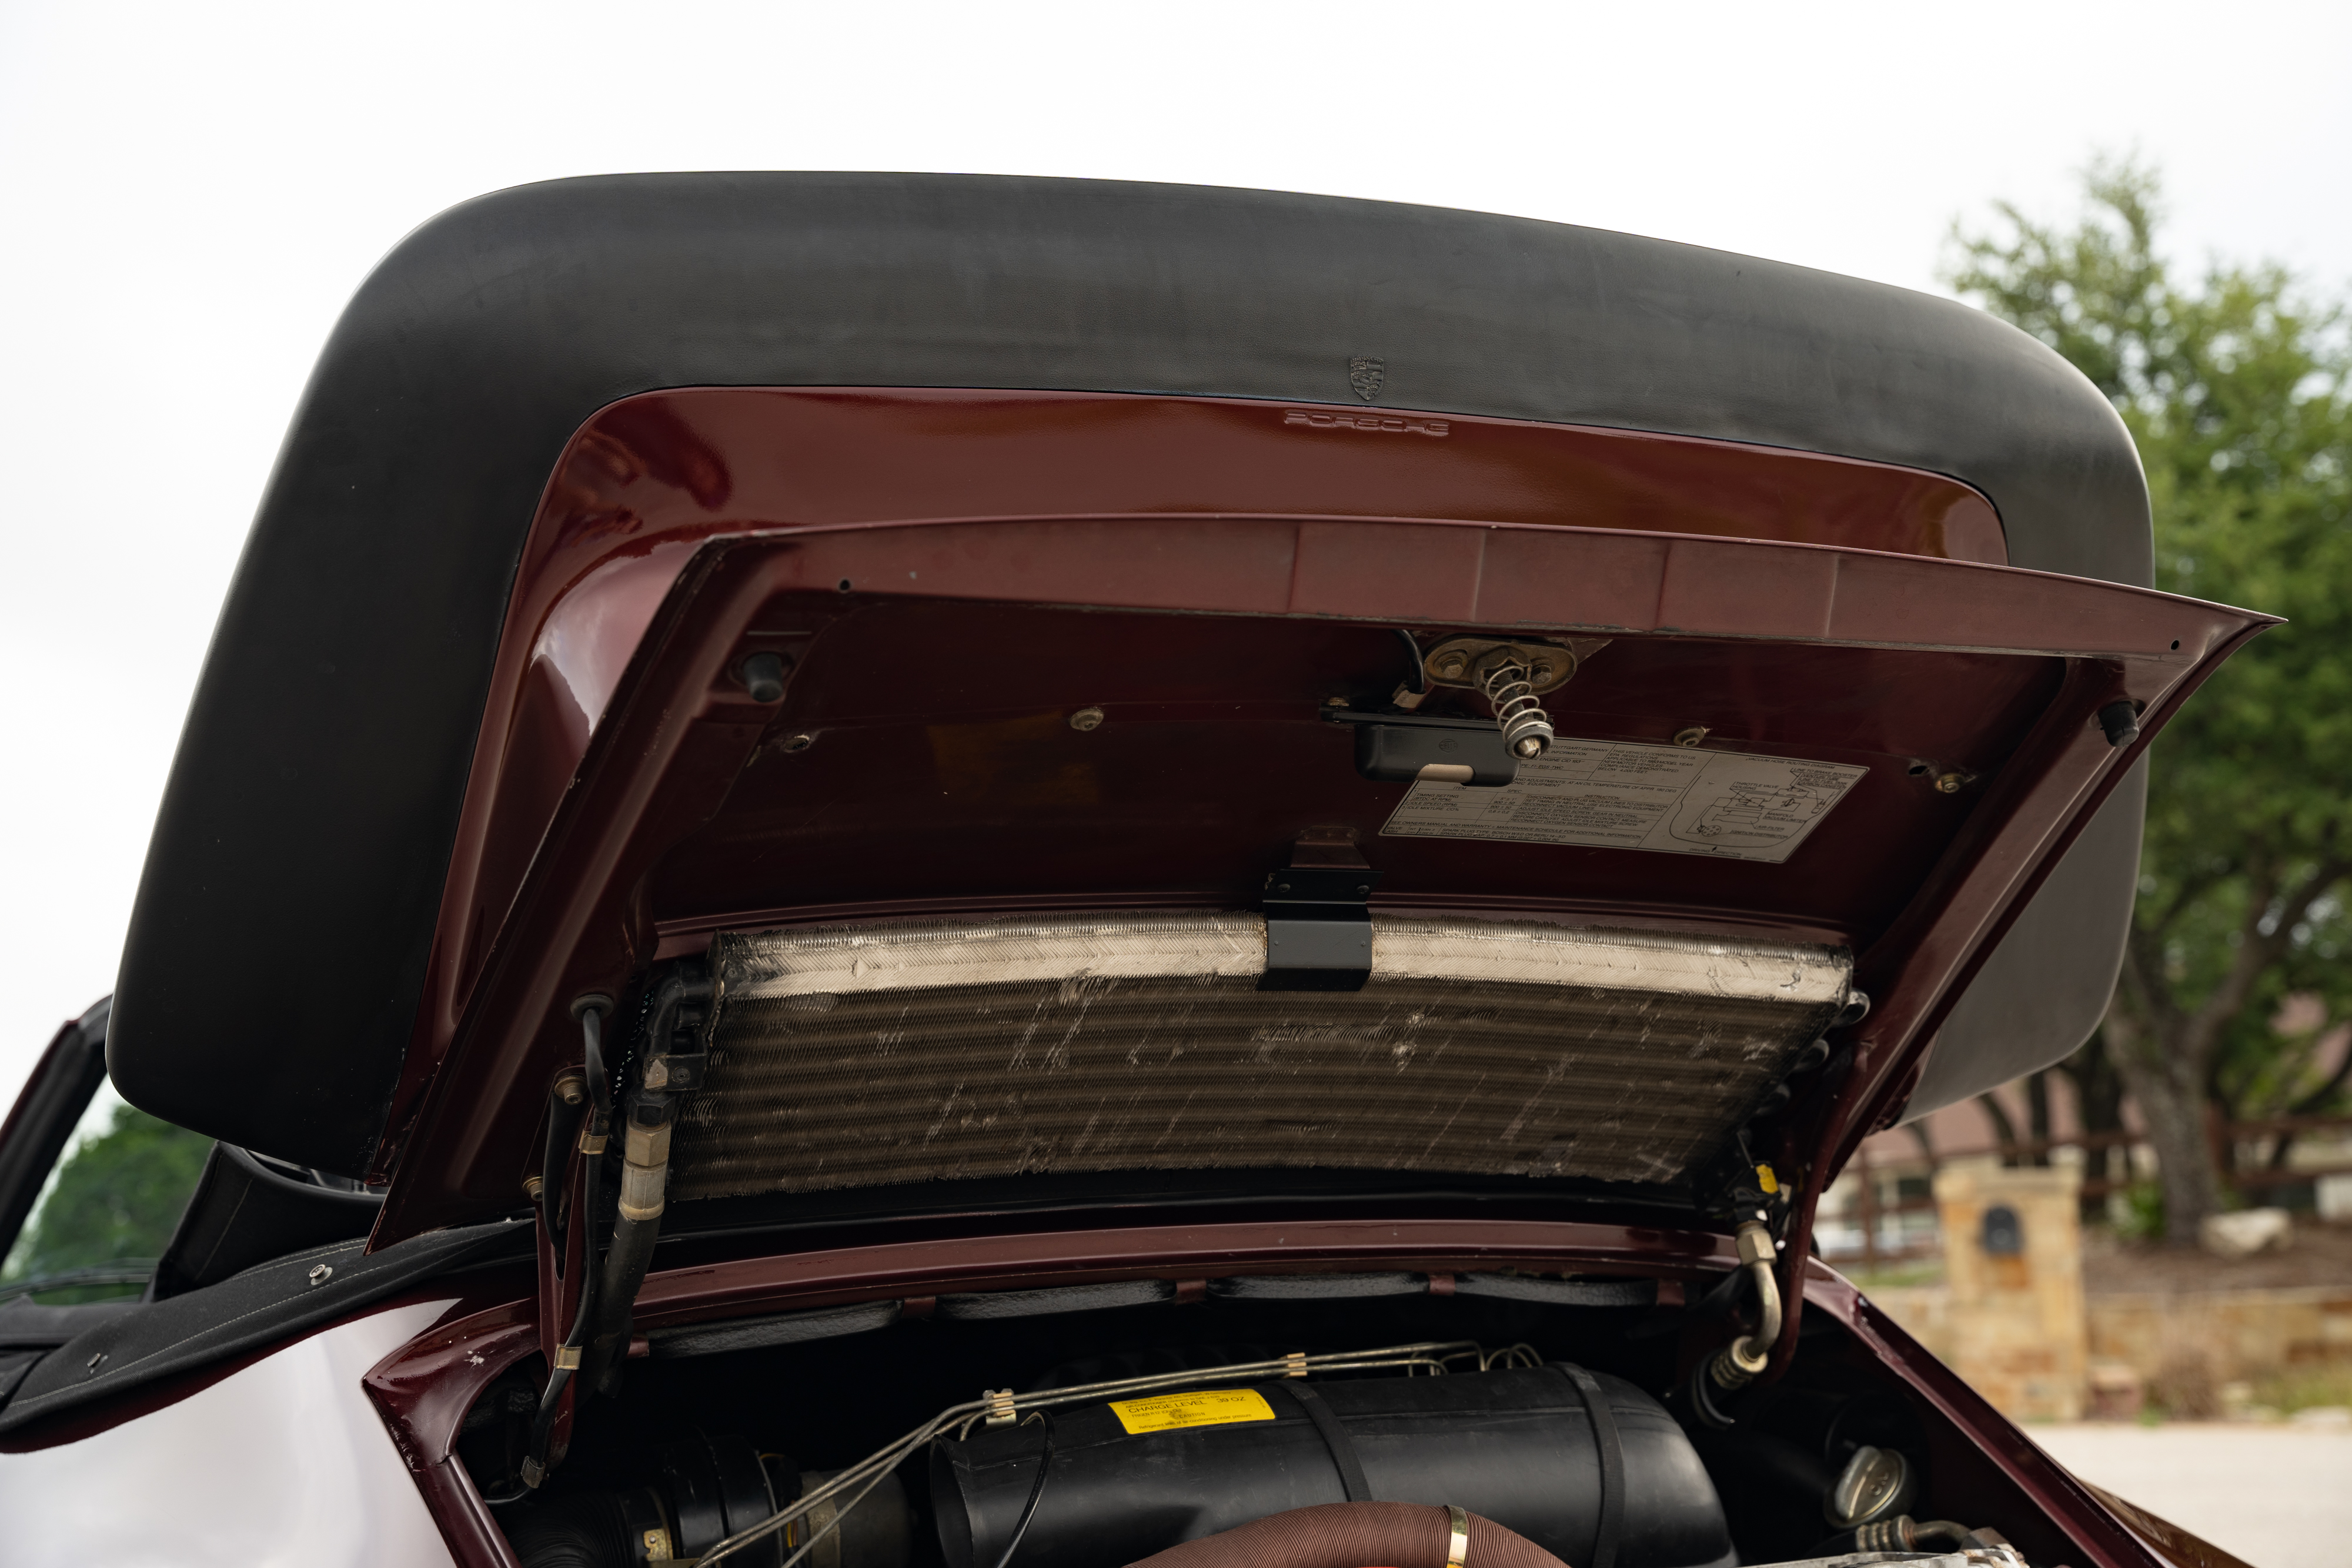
[1,1103,213,1286]
[1949,162,2352,1244]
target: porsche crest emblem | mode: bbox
[1347,357,1385,402]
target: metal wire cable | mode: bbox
[987,1411,1056,1568]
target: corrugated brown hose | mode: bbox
[1127,1503,1571,1568]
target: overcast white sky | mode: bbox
[2,0,2347,1115]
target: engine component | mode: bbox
[503,1432,920,1568]
[931,1366,1732,1568]
[1812,1514,2003,1557]
[583,968,713,1396]
[1128,1503,1566,1568]
[1688,1220,1785,1425]
[506,1430,786,1568]
[1824,1444,1915,1529]
[786,1469,916,1568]
[1682,1383,1930,1564]
[679,915,1854,1202]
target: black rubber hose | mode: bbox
[583,1175,663,1393]
[515,1148,602,1486]
[1913,1521,1979,1550]
[990,1413,1057,1568]
[503,1493,635,1567]
[537,1080,587,1243]
[580,969,711,1393]
[582,1002,613,1119]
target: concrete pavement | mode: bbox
[2027,1421,2352,1568]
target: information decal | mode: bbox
[1108,1389,1278,1435]
[1379,739,1867,864]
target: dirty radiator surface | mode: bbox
[670,914,1851,1201]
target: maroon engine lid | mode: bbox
[359,389,2267,1242]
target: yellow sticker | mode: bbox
[1108,1388,1277,1435]
[1756,1164,1780,1195]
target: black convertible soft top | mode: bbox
[109,173,2150,1176]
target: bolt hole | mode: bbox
[1907,763,1929,776]
[2170,639,2181,650]
[837,578,853,593]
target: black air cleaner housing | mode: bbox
[930,1366,1733,1568]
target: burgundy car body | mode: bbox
[0,176,2266,1568]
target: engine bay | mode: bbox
[464,1268,2040,1568]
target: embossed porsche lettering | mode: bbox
[1283,407,1449,436]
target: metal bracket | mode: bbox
[1262,834,1381,992]
[1420,637,1580,693]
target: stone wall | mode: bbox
[1926,1162,2089,1420]
[2088,1288,2352,1382]
[1856,1185,2352,1420]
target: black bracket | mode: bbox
[1261,835,1381,992]
[1322,704,1520,788]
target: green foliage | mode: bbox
[1949,161,2352,1234]
[0,1103,212,1293]
[2248,1363,2352,1416]
[2114,1180,2167,1243]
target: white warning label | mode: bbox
[1379,740,1867,864]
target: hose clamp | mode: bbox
[1446,1504,1470,1568]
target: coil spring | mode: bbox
[1480,658,1555,760]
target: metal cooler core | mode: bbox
[669,914,1852,1202]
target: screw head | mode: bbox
[1530,663,1556,683]
[1514,736,1546,758]
[523,1174,546,1201]
[1673,726,1710,748]
[1434,654,1468,678]
[308,1263,335,1287]
[1935,771,1967,794]
[781,733,816,753]
[1070,707,1105,732]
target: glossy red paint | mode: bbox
[358,1224,2167,1568]
[377,387,2008,1193]
[365,1297,539,1568]
[372,500,2264,1241]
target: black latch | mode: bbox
[1262,832,1381,992]
[1322,704,1521,788]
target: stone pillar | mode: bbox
[1933,1160,2086,1420]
